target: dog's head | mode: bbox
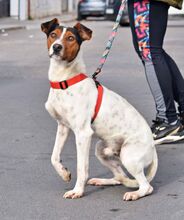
[41,18,92,63]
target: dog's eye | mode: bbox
[50,32,57,39]
[67,36,75,42]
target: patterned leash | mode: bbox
[92,0,128,80]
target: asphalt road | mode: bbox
[0,19,184,220]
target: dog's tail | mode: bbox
[116,147,158,188]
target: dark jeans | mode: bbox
[128,0,184,123]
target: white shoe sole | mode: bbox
[154,134,184,145]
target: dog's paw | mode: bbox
[123,186,153,201]
[87,178,104,186]
[87,178,121,186]
[63,190,83,199]
[61,168,71,182]
[123,191,140,201]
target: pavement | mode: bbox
[0,13,76,31]
[0,13,184,32]
[0,17,184,220]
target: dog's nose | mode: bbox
[53,44,63,53]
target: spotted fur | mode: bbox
[41,19,158,201]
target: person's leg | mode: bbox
[149,0,177,123]
[163,51,184,114]
[128,0,177,123]
[128,0,142,58]
[128,0,183,142]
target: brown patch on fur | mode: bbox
[41,18,59,36]
[62,30,80,62]
[41,19,92,61]
[47,28,62,49]
[74,23,92,41]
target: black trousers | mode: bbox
[128,0,184,123]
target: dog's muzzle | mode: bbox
[53,43,63,54]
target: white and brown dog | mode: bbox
[41,18,158,201]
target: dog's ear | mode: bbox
[74,23,92,41]
[41,18,60,36]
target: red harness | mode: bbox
[49,73,103,123]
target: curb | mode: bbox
[0,25,26,32]
[0,15,76,32]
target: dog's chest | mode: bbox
[46,89,77,126]
[45,85,95,128]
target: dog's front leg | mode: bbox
[51,122,71,182]
[63,129,93,199]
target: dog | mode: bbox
[41,18,158,201]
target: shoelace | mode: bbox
[152,118,164,126]
[151,118,166,132]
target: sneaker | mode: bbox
[151,117,165,134]
[153,120,184,145]
[179,112,184,126]
[155,125,184,145]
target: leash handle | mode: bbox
[92,0,128,80]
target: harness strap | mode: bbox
[49,74,103,123]
[50,73,87,89]
[91,82,104,123]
